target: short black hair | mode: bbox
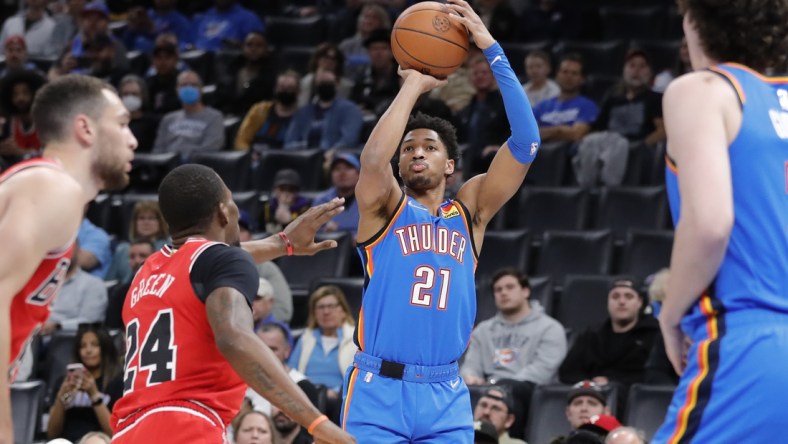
[158,164,226,234]
[258,322,291,343]
[32,74,111,145]
[560,52,585,76]
[491,267,530,291]
[401,112,460,164]
[129,238,155,250]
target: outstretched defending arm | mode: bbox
[451,0,540,232]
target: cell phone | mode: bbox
[66,363,85,373]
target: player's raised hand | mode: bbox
[445,0,494,50]
[283,197,345,255]
[397,66,448,94]
[312,420,357,444]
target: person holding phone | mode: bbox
[47,324,123,441]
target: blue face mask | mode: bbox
[178,86,200,105]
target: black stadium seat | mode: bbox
[191,150,252,192]
[619,230,673,280]
[476,230,530,280]
[265,16,326,47]
[128,152,181,193]
[515,187,589,239]
[529,275,554,316]
[255,149,325,191]
[594,186,669,241]
[276,232,353,292]
[523,141,570,186]
[233,191,262,228]
[277,45,315,75]
[554,40,628,76]
[599,6,667,40]
[11,380,46,443]
[535,230,613,279]
[625,384,676,441]
[556,274,614,335]
[43,332,77,406]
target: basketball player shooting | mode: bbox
[341,0,541,441]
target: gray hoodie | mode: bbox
[462,301,567,384]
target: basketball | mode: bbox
[391,1,469,79]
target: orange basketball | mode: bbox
[391,1,469,79]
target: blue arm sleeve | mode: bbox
[483,42,541,164]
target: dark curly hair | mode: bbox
[400,112,460,164]
[678,0,788,72]
[0,69,46,115]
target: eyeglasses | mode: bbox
[315,302,341,311]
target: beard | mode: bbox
[402,172,437,191]
[273,414,298,434]
[92,129,129,191]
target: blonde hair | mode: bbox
[306,285,355,329]
[648,268,670,303]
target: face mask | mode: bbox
[315,83,336,102]
[275,90,296,106]
[121,95,142,112]
[178,85,200,105]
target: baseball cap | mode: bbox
[609,276,642,297]
[567,380,606,406]
[4,35,25,50]
[273,168,302,189]
[479,386,515,413]
[625,48,651,66]
[82,2,110,18]
[238,209,253,232]
[473,420,499,444]
[578,414,623,436]
[331,152,360,171]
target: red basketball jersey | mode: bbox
[2,158,74,380]
[111,239,247,429]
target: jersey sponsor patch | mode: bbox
[441,205,460,219]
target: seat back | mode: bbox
[619,230,673,280]
[128,152,181,193]
[191,150,252,191]
[255,149,325,191]
[10,380,46,443]
[476,230,530,281]
[523,141,570,186]
[265,15,326,47]
[594,186,668,240]
[517,187,588,239]
[536,230,613,279]
[625,383,676,441]
[599,6,667,40]
[557,275,614,336]
[276,232,352,291]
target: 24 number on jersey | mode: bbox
[123,309,177,394]
[410,266,451,310]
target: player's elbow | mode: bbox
[685,206,733,248]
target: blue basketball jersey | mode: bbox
[355,192,478,366]
[665,63,788,331]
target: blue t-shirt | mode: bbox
[313,188,359,234]
[533,95,599,127]
[288,329,345,390]
[77,218,112,279]
[194,4,264,51]
[150,9,194,49]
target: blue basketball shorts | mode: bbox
[341,352,473,443]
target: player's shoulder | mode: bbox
[2,161,79,193]
[664,70,740,106]
[193,242,256,272]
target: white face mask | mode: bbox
[121,95,142,112]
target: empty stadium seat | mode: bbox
[277,45,315,75]
[554,40,628,76]
[477,230,530,280]
[529,275,554,315]
[624,384,676,441]
[310,277,365,322]
[619,230,673,280]
[556,274,614,335]
[276,232,353,292]
[515,187,589,239]
[233,191,262,228]
[265,15,326,47]
[191,150,252,191]
[127,152,181,193]
[43,332,77,406]
[594,186,669,240]
[523,141,570,187]
[535,230,613,279]
[11,380,46,443]
[599,6,667,40]
[255,149,325,191]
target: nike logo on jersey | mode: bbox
[450,378,461,389]
[491,55,502,66]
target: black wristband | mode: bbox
[92,396,104,406]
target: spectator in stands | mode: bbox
[523,50,559,107]
[77,431,111,444]
[121,0,193,53]
[252,277,276,329]
[559,278,659,388]
[271,405,313,444]
[428,46,477,114]
[83,33,126,86]
[48,48,80,80]
[604,427,644,444]
[463,268,567,439]
[457,54,509,175]
[575,49,665,187]
[476,0,518,42]
[193,0,264,51]
[312,153,360,234]
[298,42,354,107]
[77,216,112,278]
[0,35,41,77]
[261,168,312,233]
[548,381,612,444]
[474,420,501,444]
[70,3,129,73]
[152,70,225,159]
[0,69,46,158]
[245,323,317,415]
[216,31,278,115]
[288,285,357,404]
[146,36,182,114]
[533,53,598,143]
[472,386,526,444]
[235,70,300,150]
[520,0,566,42]
[0,0,57,58]
[284,68,363,150]
[47,324,123,441]
[350,29,399,117]
[373,76,456,126]
[338,4,391,79]
[233,411,275,444]
[52,0,87,55]
[105,200,169,283]
[104,239,155,330]
[576,414,623,442]
[39,242,108,335]
[653,38,690,93]
[119,74,160,152]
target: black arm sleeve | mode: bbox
[190,244,259,306]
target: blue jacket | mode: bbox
[284,99,363,150]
